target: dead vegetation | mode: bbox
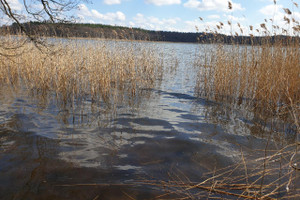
[0,36,164,110]
[189,1,300,199]
[141,143,299,199]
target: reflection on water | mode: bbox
[0,40,297,199]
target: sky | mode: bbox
[3,0,300,35]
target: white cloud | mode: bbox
[260,3,300,22]
[91,10,126,21]
[0,0,24,25]
[183,14,251,35]
[258,3,300,35]
[259,0,278,2]
[133,13,181,31]
[184,0,244,12]
[225,14,246,22]
[259,4,283,18]
[145,0,181,6]
[78,4,92,17]
[184,19,217,32]
[31,3,44,10]
[77,4,126,24]
[7,0,23,11]
[259,4,287,27]
[207,15,220,19]
[294,12,300,21]
[103,0,122,5]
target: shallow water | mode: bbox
[0,40,298,199]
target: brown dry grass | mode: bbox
[195,1,300,135]
[196,40,300,114]
[196,1,299,118]
[0,36,164,109]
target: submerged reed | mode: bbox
[195,1,300,130]
[192,1,300,199]
[142,143,299,199]
[196,39,300,115]
[0,37,164,109]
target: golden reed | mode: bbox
[0,37,164,106]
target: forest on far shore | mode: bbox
[1,21,297,45]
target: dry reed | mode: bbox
[191,1,300,199]
[0,36,164,110]
[196,0,299,119]
[195,1,300,141]
[196,38,300,115]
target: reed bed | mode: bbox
[195,1,299,119]
[0,36,164,110]
[195,38,300,117]
[191,1,300,199]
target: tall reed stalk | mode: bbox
[196,38,299,115]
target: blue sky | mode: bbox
[76,0,300,35]
[4,0,300,35]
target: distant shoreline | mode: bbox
[1,22,299,45]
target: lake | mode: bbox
[0,39,298,199]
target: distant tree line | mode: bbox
[1,21,298,45]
